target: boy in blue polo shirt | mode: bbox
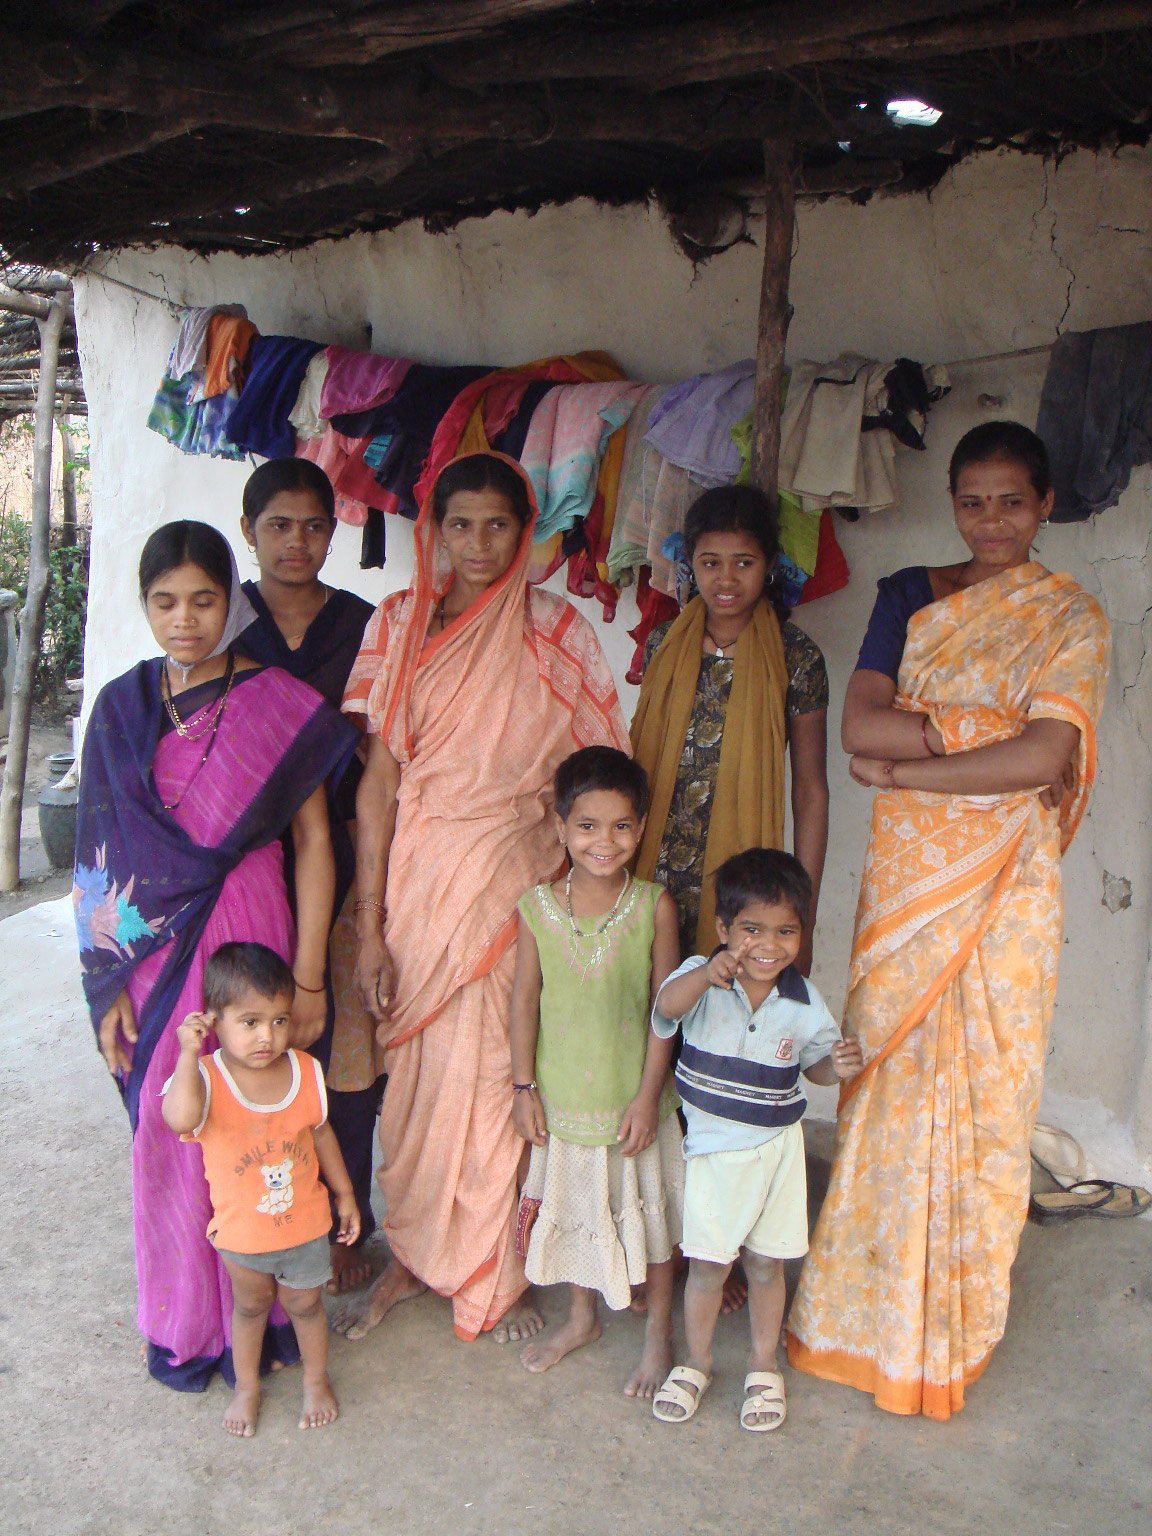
[651,848,861,1434]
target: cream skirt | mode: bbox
[523,1111,685,1310]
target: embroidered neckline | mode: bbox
[536,878,645,977]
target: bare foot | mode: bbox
[491,1292,544,1344]
[326,1243,373,1295]
[224,1384,261,1438]
[521,1312,602,1373]
[624,1321,673,1399]
[721,1265,748,1315]
[330,1259,425,1340]
[629,1283,648,1315]
[299,1374,340,1430]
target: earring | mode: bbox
[247,544,257,553]
[1040,519,1049,529]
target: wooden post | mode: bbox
[0,291,69,890]
[750,137,796,498]
[56,410,78,546]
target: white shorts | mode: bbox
[680,1121,808,1264]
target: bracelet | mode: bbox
[293,977,326,995]
[512,1081,537,1093]
[921,715,943,757]
[354,897,386,914]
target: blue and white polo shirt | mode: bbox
[652,955,841,1157]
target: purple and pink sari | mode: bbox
[75,660,357,1389]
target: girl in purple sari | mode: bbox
[76,520,357,1390]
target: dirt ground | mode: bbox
[1,895,1150,1536]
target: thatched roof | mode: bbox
[1,1,1150,264]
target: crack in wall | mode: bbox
[1036,162,1075,332]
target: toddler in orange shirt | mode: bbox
[162,941,359,1437]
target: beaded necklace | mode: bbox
[562,868,635,981]
[159,650,236,812]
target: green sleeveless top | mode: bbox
[519,877,679,1146]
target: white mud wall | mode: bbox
[74,144,1152,1170]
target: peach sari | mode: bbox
[343,456,628,1338]
[787,563,1109,1419]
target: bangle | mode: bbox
[512,1081,537,1093]
[921,715,943,757]
[293,977,326,995]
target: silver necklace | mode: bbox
[563,869,633,979]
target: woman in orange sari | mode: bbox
[787,422,1110,1420]
[335,451,629,1343]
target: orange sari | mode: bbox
[342,455,628,1339]
[787,562,1109,1419]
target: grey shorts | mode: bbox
[215,1233,332,1290]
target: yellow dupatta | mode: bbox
[630,595,788,949]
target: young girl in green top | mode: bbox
[510,746,683,1398]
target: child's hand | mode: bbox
[617,1094,658,1157]
[830,1037,864,1080]
[176,1013,212,1055]
[333,1190,361,1246]
[706,936,752,990]
[512,1087,548,1148]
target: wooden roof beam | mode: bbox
[214,0,581,55]
[429,0,1152,87]
[255,0,986,70]
[0,284,51,319]
[0,81,805,198]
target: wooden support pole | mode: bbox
[750,139,796,499]
[0,292,69,891]
[56,411,78,546]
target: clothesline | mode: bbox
[943,341,1054,368]
[84,268,189,315]
[85,267,1065,373]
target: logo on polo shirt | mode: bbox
[775,1038,794,1061]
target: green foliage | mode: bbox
[0,506,89,701]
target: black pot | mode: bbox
[38,781,78,869]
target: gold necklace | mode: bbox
[163,650,236,741]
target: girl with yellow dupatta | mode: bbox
[631,486,830,973]
[787,422,1111,1420]
[334,452,629,1344]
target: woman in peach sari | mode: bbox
[787,422,1110,1420]
[335,451,629,1343]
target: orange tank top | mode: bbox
[191,1048,332,1254]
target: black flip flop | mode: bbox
[1029,1179,1152,1225]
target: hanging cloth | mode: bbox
[319,347,412,419]
[643,359,756,487]
[224,335,323,459]
[412,352,627,510]
[630,596,787,950]
[200,312,259,400]
[1036,322,1152,523]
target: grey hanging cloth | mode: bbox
[1036,323,1152,523]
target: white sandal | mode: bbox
[741,1371,786,1432]
[652,1365,710,1423]
[1030,1123,1085,1184]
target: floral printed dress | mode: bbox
[642,617,828,953]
